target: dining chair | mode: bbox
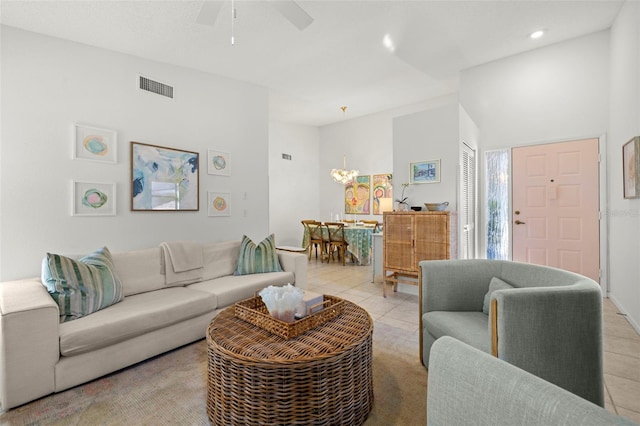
[302,220,325,261]
[324,222,349,265]
[361,220,381,233]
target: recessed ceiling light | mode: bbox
[530,30,545,39]
[383,34,396,52]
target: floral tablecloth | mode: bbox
[302,225,374,266]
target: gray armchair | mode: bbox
[420,259,604,406]
[427,337,637,426]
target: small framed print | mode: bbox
[73,124,117,164]
[623,136,640,199]
[208,192,230,217]
[72,181,116,216]
[410,159,441,184]
[208,150,231,176]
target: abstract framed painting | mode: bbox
[73,123,117,164]
[372,173,392,215]
[130,142,199,211]
[345,175,371,215]
[208,192,231,217]
[208,150,231,176]
[72,181,116,216]
[623,136,640,199]
[410,159,441,184]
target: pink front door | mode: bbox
[512,138,600,282]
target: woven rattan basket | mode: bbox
[234,294,344,339]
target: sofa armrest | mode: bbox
[420,259,502,313]
[278,252,308,289]
[493,281,604,406]
[0,278,59,409]
[427,337,635,426]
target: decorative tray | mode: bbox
[234,294,344,340]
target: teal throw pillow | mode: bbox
[482,276,514,315]
[234,234,283,276]
[41,246,124,322]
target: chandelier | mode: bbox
[330,155,359,184]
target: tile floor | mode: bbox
[304,258,640,423]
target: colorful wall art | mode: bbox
[208,192,231,217]
[130,142,199,211]
[623,136,640,199]
[73,123,117,164]
[72,181,115,216]
[372,173,393,215]
[208,150,231,176]
[345,175,371,215]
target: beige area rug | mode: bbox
[1,339,427,425]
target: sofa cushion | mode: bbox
[482,277,514,314]
[234,234,283,276]
[202,240,241,281]
[59,287,217,356]
[423,311,491,354]
[188,271,294,308]
[112,247,166,296]
[41,247,124,322]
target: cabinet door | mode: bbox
[415,214,450,261]
[384,214,415,272]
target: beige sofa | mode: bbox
[0,240,307,410]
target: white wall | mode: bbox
[393,102,461,212]
[317,96,458,222]
[0,26,270,280]
[268,121,320,247]
[461,30,610,150]
[319,110,395,222]
[607,1,640,332]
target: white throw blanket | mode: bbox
[160,241,204,286]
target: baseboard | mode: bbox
[607,294,640,336]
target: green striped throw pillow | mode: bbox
[234,234,283,276]
[41,246,124,322]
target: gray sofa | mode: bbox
[427,337,638,426]
[0,240,307,410]
[420,259,603,406]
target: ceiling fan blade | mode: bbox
[266,0,314,30]
[196,1,224,27]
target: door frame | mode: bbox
[504,134,608,291]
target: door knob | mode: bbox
[515,220,526,225]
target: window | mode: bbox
[485,150,510,260]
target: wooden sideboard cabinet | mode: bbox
[382,211,456,297]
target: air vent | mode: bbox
[138,75,174,99]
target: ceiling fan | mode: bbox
[196,0,314,32]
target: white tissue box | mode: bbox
[295,291,324,318]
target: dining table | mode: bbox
[302,223,375,266]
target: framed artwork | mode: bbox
[623,136,640,199]
[208,192,231,217]
[73,124,117,164]
[208,150,231,176]
[345,175,371,215]
[410,159,441,184]
[72,181,116,216]
[372,173,393,215]
[130,142,199,211]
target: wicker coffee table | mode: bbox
[206,297,374,426]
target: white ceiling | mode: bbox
[0,0,624,126]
